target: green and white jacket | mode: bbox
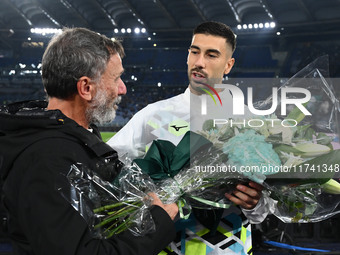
[108,87,274,255]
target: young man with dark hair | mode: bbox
[108,21,272,255]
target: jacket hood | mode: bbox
[0,100,114,180]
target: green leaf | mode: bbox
[202,119,216,132]
[305,127,315,141]
[316,133,333,146]
[292,212,303,222]
[294,124,312,140]
[286,103,308,125]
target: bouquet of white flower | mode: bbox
[195,55,340,222]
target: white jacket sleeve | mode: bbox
[108,93,189,159]
[241,191,276,224]
[107,109,149,159]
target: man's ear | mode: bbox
[77,76,94,101]
[224,57,235,75]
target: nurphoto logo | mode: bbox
[200,84,311,116]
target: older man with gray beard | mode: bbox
[0,27,178,255]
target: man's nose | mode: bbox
[118,80,127,95]
[194,54,205,68]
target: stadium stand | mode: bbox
[1,40,339,126]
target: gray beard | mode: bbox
[86,88,121,126]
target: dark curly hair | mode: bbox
[193,21,236,53]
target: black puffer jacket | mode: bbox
[0,101,175,255]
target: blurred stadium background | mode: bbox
[1,0,340,254]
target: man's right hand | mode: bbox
[148,193,178,220]
[225,181,263,210]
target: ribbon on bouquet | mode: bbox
[133,131,233,219]
[133,131,212,179]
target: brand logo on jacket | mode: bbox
[168,119,189,136]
